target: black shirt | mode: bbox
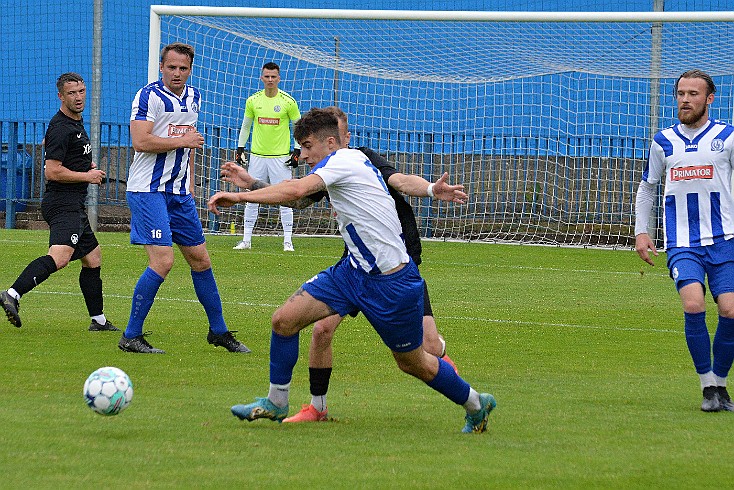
[44,111,92,195]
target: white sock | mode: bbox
[7,288,20,301]
[92,314,107,325]
[462,388,481,413]
[715,375,727,387]
[311,395,327,412]
[280,206,293,241]
[699,371,716,390]
[268,383,290,408]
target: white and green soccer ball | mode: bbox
[83,367,133,416]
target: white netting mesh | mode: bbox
[156,12,734,247]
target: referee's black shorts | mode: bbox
[41,192,99,261]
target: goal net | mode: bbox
[149,7,734,248]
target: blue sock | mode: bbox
[125,267,164,338]
[684,312,712,374]
[713,315,734,378]
[270,331,299,385]
[426,357,471,405]
[191,268,227,334]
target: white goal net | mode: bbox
[149,7,734,248]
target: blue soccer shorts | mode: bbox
[302,257,425,352]
[127,191,205,247]
[667,238,734,298]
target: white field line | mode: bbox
[30,290,678,335]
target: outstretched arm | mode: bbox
[219,161,321,209]
[387,171,467,203]
[209,173,326,214]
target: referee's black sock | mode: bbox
[11,255,57,296]
[79,266,103,317]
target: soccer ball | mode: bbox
[83,366,133,416]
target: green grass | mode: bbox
[0,229,732,488]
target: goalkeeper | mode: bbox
[233,62,301,252]
[218,106,465,422]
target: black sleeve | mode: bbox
[43,120,69,162]
[307,190,328,202]
[359,146,399,183]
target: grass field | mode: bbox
[1,229,733,488]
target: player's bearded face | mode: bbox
[676,77,712,126]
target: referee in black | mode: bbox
[1,72,118,332]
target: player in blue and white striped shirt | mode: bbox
[635,69,734,412]
[120,42,249,355]
[209,108,496,433]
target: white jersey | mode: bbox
[311,148,409,274]
[642,118,734,249]
[127,80,201,194]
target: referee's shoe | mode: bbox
[1,290,21,328]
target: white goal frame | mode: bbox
[147,6,734,248]
[148,7,734,83]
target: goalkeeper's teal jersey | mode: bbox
[245,89,300,157]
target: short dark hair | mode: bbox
[262,62,280,72]
[675,69,716,96]
[56,72,84,93]
[160,42,195,64]
[294,108,341,145]
[323,106,348,128]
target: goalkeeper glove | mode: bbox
[235,147,247,165]
[286,148,300,168]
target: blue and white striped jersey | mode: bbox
[127,80,201,194]
[642,118,734,250]
[311,148,409,274]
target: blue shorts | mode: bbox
[127,192,205,247]
[302,257,425,352]
[667,239,734,298]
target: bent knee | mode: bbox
[271,309,298,336]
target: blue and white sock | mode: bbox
[426,357,471,406]
[268,331,299,407]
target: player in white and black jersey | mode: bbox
[635,69,734,412]
[120,43,249,354]
[0,73,118,332]
[209,107,496,433]
[217,106,463,423]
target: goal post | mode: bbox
[147,6,734,248]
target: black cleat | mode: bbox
[717,386,734,412]
[118,332,165,354]
[207,330,251,353]
[701,385,722,412]
[89,319,121,332]
[1,290,21,328]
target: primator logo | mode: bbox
[670,165,714,181]
[168,124,195,137]
[258,117,280,126]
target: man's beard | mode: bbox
[678,105,706,125]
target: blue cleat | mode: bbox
[231,397,289,423]
[462,393,496,433]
